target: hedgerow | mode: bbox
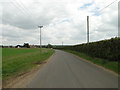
[63,37,120,61]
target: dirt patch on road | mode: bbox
[2,53,54,88]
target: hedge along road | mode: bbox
[27,50,118,88]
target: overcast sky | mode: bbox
[0,0,119,45]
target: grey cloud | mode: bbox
[1,0,118,45]
[2,2,55,29]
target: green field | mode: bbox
[2,48,54,80]
[63,50,119,74]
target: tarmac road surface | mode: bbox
[27,50,118,88]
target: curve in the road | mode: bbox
[27,50,118,88]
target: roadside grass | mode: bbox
[63,50,119,74]
[0,48,2,82]
[2,48,54,80]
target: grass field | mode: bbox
[2,48,54,80]
[63,50,119,74]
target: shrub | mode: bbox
[63,37,120,61]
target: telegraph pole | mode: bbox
[87,16,89,44]
[38,26,43,52]
[62,42,63,48]
[118,1,120,38]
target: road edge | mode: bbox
[62,50,119,77]
[2,50,55,88]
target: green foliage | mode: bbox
[47,44,53,48]
[64,37,120,61]
[2,48,54,80]
[64,50,119,73]
[23,43,30,48]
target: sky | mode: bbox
[0,0,119,45]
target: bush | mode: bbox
[63,37,120,61]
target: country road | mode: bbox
[27,50,118,88]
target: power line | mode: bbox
[98,0,118,12]
[89,0,118,42]
[10,1,30,16]
[8,0,32,17]
[14,0,32,17]
[15,0,33,17]
[10,1,26,15]
[1,1,28,22]
[19,1,33,14]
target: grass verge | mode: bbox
[2,48,54,80]
[63,49,119,74]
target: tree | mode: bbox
[47,44,53,48]
[23,43,30,48]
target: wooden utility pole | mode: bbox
[38,26,43,53]
[40,28,42,52]
[87,16,89,44]
[62,42,63,48]
[118,1,120,38]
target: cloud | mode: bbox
[0,0,118,45]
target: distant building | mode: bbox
[30,45,35,48]
[9,46,13,48]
